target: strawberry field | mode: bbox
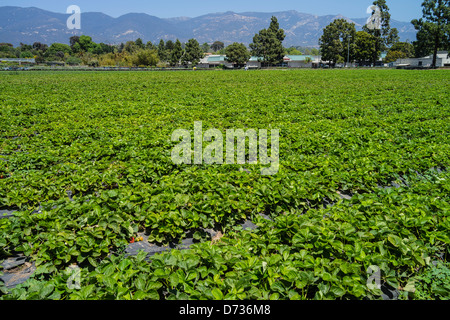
[0,69,449,300]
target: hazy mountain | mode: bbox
[0,6,417,47]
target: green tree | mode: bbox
[225,42,250,66]
[353,31,379,65]
[384,50,408,63]
[268,16,286,43]
[165,40,175,52]
[384,41,414,63]
[124,41,138,54]
[389,42,415,57]
[250,16,286,66]
[182,39,204,66]
[19,43,32,52]
[34,55,45,64]
[411,0,450,67]
[319,18,356,65]
[32,42,48,53]
[201,42,211,53]
[117,43,125,53]
[130,49,159,66]
[0,43,16,58]
[363,0,399,64]
[310,48,320,56]
[158,39,168,62]
[77,35,96,53]
[211,41,224,52]
[169,39,184,67]
[92,43,114,55]
[146,41,156,50]
[47,43,72,55]
[285,47,302,55]
[19,51,33,58]
[135,38,144,49]
[69,36,80,50]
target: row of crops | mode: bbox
[0,69,449,300]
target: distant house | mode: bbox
[197,56,209,68]
[284,55,321,68]
[197,54,329,69]
[247,56,262,69]
[247,55,323,68]
[392,51,450,68]
[198,55,234,68]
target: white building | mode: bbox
[197,54,328,69]
[198,55,234,68]
[247,56,261,69]
[284,55,322,68]
[393,51,450,68]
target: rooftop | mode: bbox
[284,55,318,61]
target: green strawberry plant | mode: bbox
[0,69,448,300]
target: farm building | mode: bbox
[247,56,262,69]
[195,53,381,69]
[392,51,450,68]
[198,55,323,69]
[198,55,234,68]
[284,55,321,68]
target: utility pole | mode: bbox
[347,37,350,67]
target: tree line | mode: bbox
[0,18,292,68]
[319,0,449,67]
[0,0,448,68]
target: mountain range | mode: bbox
[0,6,418,47]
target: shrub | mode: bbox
[66,56,82,66]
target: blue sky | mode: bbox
[1,0,424,21]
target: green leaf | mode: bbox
[330,286,346,297]
[185,271,198,282]
[133,290,148,300]
[118,259,131,271]
[103,276,116,289]
[269,292,280,300]
[107,190,118,198]
[147,290,160,300]
[269,254,282,265]
[387,234,401,247]
[80,284,95,299]
[212,288,224,300]
[102,264,115,277]
[88,257,98,267]
[165,255,177,266]
[318,282,330,295]
[148,281,163,291]
[326,271,336,282]
[153,268,167,278]
[135,276,146,291]
[39,284,55,299]
[169,273,180,287]
[271,281,286,293]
